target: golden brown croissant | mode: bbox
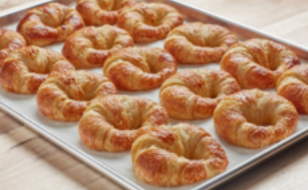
[76,0,137,26]
[36,70,117,121]
[0,46,75,94]
[17,3,85,46]
[117,3,183,43]
[164,22,238,64]
[277,64,308,114]
[62,25,134,69]
[221,39,300,89]
[214,89,298,148]
[0,29,26,67]
[131,123,229,186]
[103,47,177,91]
[79,95,169,152]
[160,68,241,120]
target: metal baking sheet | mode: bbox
[1,0,308,189]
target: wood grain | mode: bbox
[1,0,308,190]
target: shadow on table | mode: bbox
[216,137,308,190]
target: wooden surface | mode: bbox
[1,0,308,189]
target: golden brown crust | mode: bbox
[131,123,228,186]
[117,3,183,43]
[78,95,168,152]
[103,47,177,91]
[277,64,308,114]
[36,70,117,121]
[214,89,298,148]
[220,39,300,89]
[0,46,74,94]
[0,29,26,68]
[17,3,85,46]
[159,68,241,120]
[76,0,137,26]
[62,25,134,69]
[164,22,238,64]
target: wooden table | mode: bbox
[1,0,308,189]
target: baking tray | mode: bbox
[1,0,308,190]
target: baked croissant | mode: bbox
[277,64,308,114]
[117,3,183,43]
[36,70,117,121]
[131,123,229,186]
[17,3,85,46]
[220,39,300,89]
[103,47,177,91]
[0,46,74,94]
[214,89,298,148]
[164,22,238,64]
[79,95,169,152]
[76,0,137,26]
[0,28,26,67]
[160,68,241,120]
[62,25,134,68]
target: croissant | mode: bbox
[164,22,238,64]
[79,95,169,152]
[159,68,240,120]
[220,39,300,89]
[277,64,308,114]
[0,46,74,94]
[36,70,117,121]
[17,3,85,46]
[214,89,298,148]
[76,0,137,26]
[103,47,177,91]
[62,25,134,68]
[131,123,229,186]
[0,29,26,67]
[117,3,183,43]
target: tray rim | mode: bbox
[1,0,308,190]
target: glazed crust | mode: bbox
[159,68,241,120]
[79,95,169,152]
[62,25,134,69]
[0,46,74,94]
[36,70,117,121]
[277,64,308,114]
[76,0,137,26]
[117,3,183,43]
[131,123,228,186]
[220,39,300,89]
[103,47,177,91]
[0,29,26,67]
[17,3,85,46]
[214,89,298,148]
[164,22,238,64]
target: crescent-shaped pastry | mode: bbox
[277,64,308,114]
[131,123,229,186]
[0,46,74,94]
[160,68,241,120]
[220,39,300,89]
[79,95,169,152]
[214,89,298,148]
[76,0,138,26]
[103,47,177,91]
[17,3,85,46]
[0,29,26,67]
[36,70,117,121]
[62,25,134,68]
[117,3,183,43]
[164,22,238,64]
